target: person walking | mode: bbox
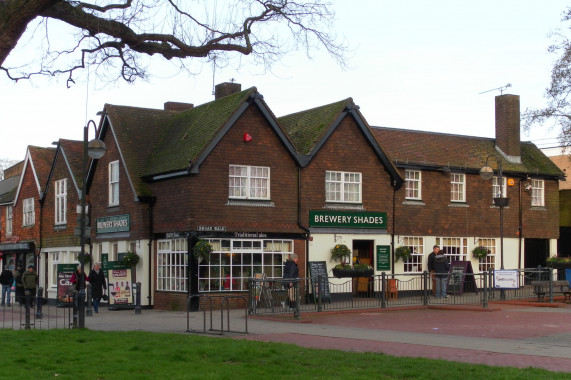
[0,267,14,306]
[21,265,39,307]
[88,262,107,313]
[70,265,89,292]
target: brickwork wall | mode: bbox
[299,116,395,230]
[89,130,152,243]
[41,151,80,248]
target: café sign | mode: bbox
[309,210,387,229]
[96,214,130,234]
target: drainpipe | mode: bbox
[391,179,396,275]
[139,196,156,308]
[518,180,523,270]
[297,168,310,290]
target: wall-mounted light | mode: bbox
[243,133,252,142]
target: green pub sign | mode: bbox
[376,245,391,271]
[309,210,387,229]
[96,214,130,234]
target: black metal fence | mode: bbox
[247,267,568,318]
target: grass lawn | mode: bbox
[0,329,567,379]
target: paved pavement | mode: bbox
[74,300,571,373]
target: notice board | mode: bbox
[447,261,478,295]
[308,261,331,303]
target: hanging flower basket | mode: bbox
[472,246,489,260]
[330,244,351,265]
[78,253,92,266]
[395,246,412,262]
[193,240,213,263]
[120,251,140,267]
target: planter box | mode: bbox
[332,268,374,278]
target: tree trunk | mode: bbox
[0,0,58,66]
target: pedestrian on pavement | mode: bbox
[14,265,24,306]
[0,267,14,306]
[21,265,38,307]
[283,254,299,308]
[88,262,107,313]
[427,245,439,296]
[70,264,89,292]
[432,249,450,298]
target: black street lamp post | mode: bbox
[479,154,509,299]
[76,120,106,328]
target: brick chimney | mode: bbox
[495,94,521,163]
[215,82,241,100]
[164,102,194,112]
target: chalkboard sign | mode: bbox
[447,260,477,295]
[308,261,331,303]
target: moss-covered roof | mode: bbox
[278,98,351,155]
[145,88,256,176]
[372,127,563,178]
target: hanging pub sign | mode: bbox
[309,210,387,229]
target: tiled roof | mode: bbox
[279,99,350,155]
[58,139,84,192]
[145,88,256,176]
[0,174,20,204]
[372,127,563,178]
[28,146,56,193]
[104,104,174,196]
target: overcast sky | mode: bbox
[1,1,569,162]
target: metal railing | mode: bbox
[246,267,567,318]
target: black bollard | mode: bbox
[86,283,92,317]
[36,287,43,319]
[72,291,78,328]
[135,282,142,314]
[78,290,86,328]
[24,290,31,330]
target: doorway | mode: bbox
[352,240,374,295]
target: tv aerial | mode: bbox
[479,83,512,95]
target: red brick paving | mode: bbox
[240,302,571,373]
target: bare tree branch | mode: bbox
[0,0,346,84]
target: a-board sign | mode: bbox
[308,261,331,303]
[447,260,478,296]
[57,263,78,306]
[106,261,134,310]
[376,245,390,271]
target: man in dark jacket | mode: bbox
[283,254,299,308]
[88,262,107,313]
[21,265,38,307]
[0,268,14,306]
[432,250,450,299]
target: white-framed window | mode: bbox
[55,178,67,225]
[405,170,422,200]
[23,197,35,226]
[229,165,270,200]
[476,238,496,272]
[436,237,468,262]
[401,236,424,273]
[325,171,362,203]
[198,239,293,292]
[492,176,507,199]
[450,173,465,202]
[109,160,119,206]
[531,179,544,207]
[157,239,188,292]
[50,252,60,288]
[6,205,12,235]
